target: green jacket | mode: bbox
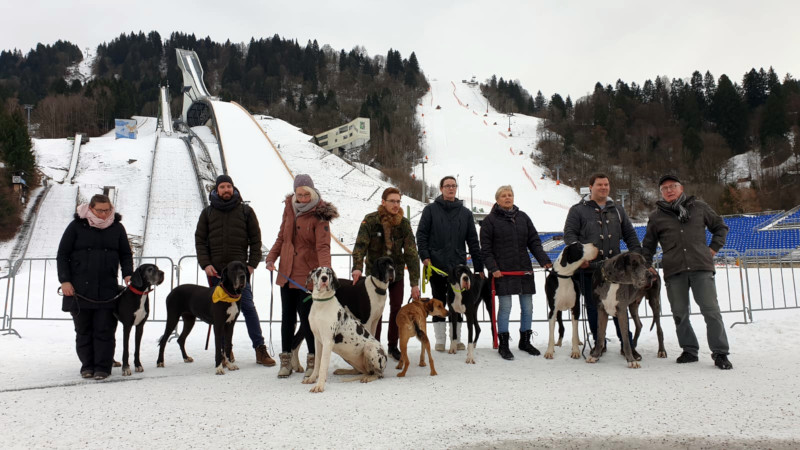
[352,211,420,286]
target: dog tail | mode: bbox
[414,321,424,339]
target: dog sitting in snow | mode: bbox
[303,267,387,393]
[543,242,598,359]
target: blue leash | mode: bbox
[275,271,311,293]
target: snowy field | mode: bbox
[0,298,799,449]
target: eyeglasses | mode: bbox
[442,184,458,189]
[660,183,681,193]
[385,199,401,204]
[296,193,311,198]
[92,208,111,214]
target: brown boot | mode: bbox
[277,353,292,378]
[304,353,315,379]
[255,345,276,367]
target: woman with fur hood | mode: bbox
[266,174,339,378]
[57,194,133,380]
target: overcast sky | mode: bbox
[3,0,799,101]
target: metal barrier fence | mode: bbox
[2,249,799,338]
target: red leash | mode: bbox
[489,271,533,349]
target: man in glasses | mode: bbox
[416,175,484,352]
[642,174,732,370]
[564,173,641,355]
[352,187,421,361]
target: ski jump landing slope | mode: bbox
[417,79,580,231]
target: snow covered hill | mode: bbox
[417,79,580,232]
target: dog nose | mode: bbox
[321,276,328,282]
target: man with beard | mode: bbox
[195,175,275,367]
[352,187,421,361]
[416,175,484,352]
[642,174,732,370]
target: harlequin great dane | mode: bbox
[289,256,395,373]
[587,252,666,368]
[303,267,387,393]
[543,242,598,359]
[114,263,165,376]
[156,261,247,375]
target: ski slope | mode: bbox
[417,79,580,231]
[141,137,202,260]
[24,185,77,259]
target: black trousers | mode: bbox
[575,269,633,347]
[429,271,463,323]
[281,285,314,354]
[71,307,117,374]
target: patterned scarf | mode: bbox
[76,204,115,229]
[377,205,403,255]
[656,193,694,223]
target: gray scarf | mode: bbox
[291,188,321,216]
[657,193,693,223]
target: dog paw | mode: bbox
[419,361,426,367]
[555,340,562,347]
[361,375,379,383]
[310,384,325,393]
[122,367,132,376]
[570,351,580,359]
[156,362,165,368]
[465,357,475,364]
[395,362,403,370]
[396,372,406,377]
[430,370,438,376]
[628,361,641,369]
[184,357,194,363]
[135,366,143,373]
[448,344,458,354]
[658,351,668,358]
[544,351,554,359]
[302,376,316,384]
[215,366,225,375]
[586,356,598,364]
[227,363,239,371]
[113,360,122,368]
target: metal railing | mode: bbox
[2,250,799,339]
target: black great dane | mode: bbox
[114,263,165,376]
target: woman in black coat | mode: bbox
[57,194,133,380]
[480,185,552,360]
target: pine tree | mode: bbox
[0,110,35,173]
[713,74,748,153]
[743,68,767,109]
[533,90,546,112]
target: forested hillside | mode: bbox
[482,69,800,215]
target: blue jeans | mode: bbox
[497,294,532,334]
[209,276,264,348]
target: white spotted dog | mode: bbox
[543,243,598,359]
[303,267,387,393]
[447,265,488,363]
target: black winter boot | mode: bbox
[518,330,541,356]
[498,332,514,360]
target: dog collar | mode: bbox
[555,273,572,279]
[310,295,336,302]
[369,278,387,296]
[128,285,153,296]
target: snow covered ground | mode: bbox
[1,305,799,449]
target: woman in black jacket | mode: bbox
[480,185,551,360]
[57,194,133,380]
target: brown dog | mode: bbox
[395,297,448,377]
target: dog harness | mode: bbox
[212,285,241,303]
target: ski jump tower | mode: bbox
[176,49,214,127]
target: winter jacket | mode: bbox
[195,188,262,271]
[563,198,641,272]
[57,213,134,311]
[352,208,420,286]
[480,204,551,296]
[266,194,339,289]
[641,197,728,278]
[416,195,484,274]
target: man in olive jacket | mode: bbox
[416,175,484,351]
[563,173,641,352]
[642,174,732,370]
[352,187,421,361]
[195,175,274,367]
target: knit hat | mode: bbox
[215,174,234,190]
[658,174,681,186]
[293,174,315,190]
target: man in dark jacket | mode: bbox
[563,173,641,354]
[195,175,274,367]
[642,175,732,370]
[416,176,484,352]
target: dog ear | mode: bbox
[221,266,229,282]
[329,270,340,290]
[131,266,144,287]
[614,255,629,273]
[307,269,316,287]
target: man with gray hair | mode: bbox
[642,174,732,370]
